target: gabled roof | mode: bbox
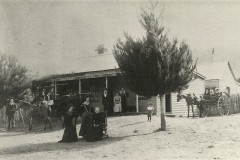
[193,71,206,79]
[196,61,236,80]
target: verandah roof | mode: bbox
[34,69,119,83]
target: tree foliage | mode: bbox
[113,6,196,130]
[113,8,196,96]
[0,55,33,106]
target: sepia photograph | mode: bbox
[1,0,240,159]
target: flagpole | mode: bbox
[211,48,214,63]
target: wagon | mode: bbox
[202,79,231,117]
[202,93,230,116]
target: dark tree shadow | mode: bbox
[119,121,146,127]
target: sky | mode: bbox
[1,0,240,78]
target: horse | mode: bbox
[18,100,52,131]
[177,92,200,118]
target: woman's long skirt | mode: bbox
[114,103,122,112]
[79,112,92,137]
[61,127,78,143]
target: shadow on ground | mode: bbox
[0,137,123,155]
[0,132,155,156]
[0,120,64,137]
[119,121,146,127]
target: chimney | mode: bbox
[96,44,107,54]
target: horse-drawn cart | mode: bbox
[202,93,230,117]
[202,79,231,117]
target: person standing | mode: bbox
[198,95,205,118]
[102,89,111,113]
[120,88,128,112]
[39,96,52,130]
[113,92,122,113]
[147,102,154,122]
[58,104,78,143]
[79,96,94,138]
[5,98,17,131]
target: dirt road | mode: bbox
[1,114,240,160]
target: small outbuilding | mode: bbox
[168,61,240,117]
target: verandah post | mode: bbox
[54,81,57,100]
[105,77,108,89]
[78,79,81,95]
[136,94,139,113]
[160,94,166,131]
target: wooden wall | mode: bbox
[138,96,158,114]
[171,78,205,117]
[229,94,240,114]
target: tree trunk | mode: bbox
[160,95,166,131]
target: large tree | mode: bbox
[113,7,196,131]
[0,55,33,106]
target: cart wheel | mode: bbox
[218,94,230,116]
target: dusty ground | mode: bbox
[1,114,240,160]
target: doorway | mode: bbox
[165,94,172,113]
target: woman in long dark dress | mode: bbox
[80,98,106,142]
[58,104,78,143]
[79,96,94,138]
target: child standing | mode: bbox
[147,102,154,121]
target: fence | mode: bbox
[229,94,240,114]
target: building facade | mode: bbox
[33,60,240,117]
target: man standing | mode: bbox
[102,89,110,138]
[120,88,128,112]
[6,98,17,131]
[39,96,52,130]
[102,89,111,113]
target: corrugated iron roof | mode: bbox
[35,53,119,82]
[37,55,238,84]
[54,53,118,75]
